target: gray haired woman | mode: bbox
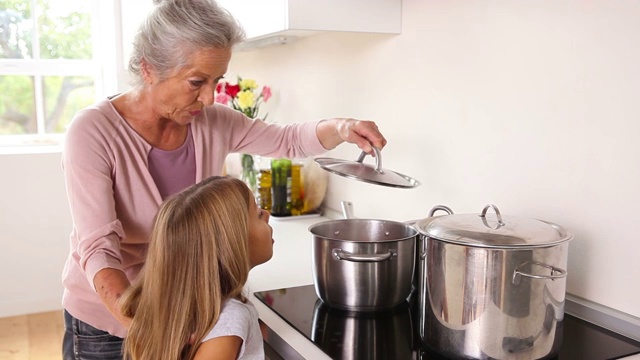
[61,0,386,359]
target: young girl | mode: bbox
[120,176,273,360]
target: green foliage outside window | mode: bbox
[0,0,96,138]
[0,75,35,134]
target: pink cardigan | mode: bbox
[61,98,326,337]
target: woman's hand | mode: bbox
[317,118,387,155]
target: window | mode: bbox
[0,0,115,149]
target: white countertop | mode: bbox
[245,215,332,359]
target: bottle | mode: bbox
[290,161,304,215]
[270,158,292,216]
[257,168,272,211]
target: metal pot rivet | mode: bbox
[334,231,340,235]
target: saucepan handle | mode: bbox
[340,201,356,219]
[332,248,396,262]
[513,262,567,285]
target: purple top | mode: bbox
[147,125,196,199]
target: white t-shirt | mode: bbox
[202,298,265,359]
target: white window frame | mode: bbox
[0,0,120,153]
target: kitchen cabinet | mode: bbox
[118,1,401,55]
[217,0,401,48]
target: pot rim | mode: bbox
[309,218,418,242]
[419,218,574,249]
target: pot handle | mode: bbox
[419,205,455,259]
[513,262,567,285]
[427,205,454,217]
[332,248,397,262]
[341,201,356,219]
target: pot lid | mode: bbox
[314,148,421,189]
[415,204,573,249]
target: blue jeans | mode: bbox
[63,310,124,360]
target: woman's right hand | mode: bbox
[316,118,387,155]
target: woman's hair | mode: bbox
[120,176,253,360]
[128,0,245,89]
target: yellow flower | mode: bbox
[239,78,258,90]
[237,90,255,110]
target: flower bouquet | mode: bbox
[215,77,272,192]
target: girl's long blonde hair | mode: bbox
[120,176,252,360]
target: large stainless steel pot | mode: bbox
[416,204,573,360]
[309,218,418,310]
[311,299,414,359]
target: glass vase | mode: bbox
[240,154,258,195]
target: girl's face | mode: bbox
[147,47,231,125]
[248,196,274,267]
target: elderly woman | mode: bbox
[60,0,386,358]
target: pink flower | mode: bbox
[215,92,232,104]
[261,86,272,102]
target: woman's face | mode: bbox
[147,47,232,124]
[248,196,274,267]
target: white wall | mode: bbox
[2,0,639,319]
[227,0,640,318]
[0,152,71,317]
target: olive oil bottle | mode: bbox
[270,158,291,216]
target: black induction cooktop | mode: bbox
[255,285,640,360]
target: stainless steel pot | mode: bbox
[311,299,414,359]
[416,204,573,360]
[309,218,418,310]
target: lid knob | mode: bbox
[479,204,505,229]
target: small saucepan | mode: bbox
[309,202,418,311]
